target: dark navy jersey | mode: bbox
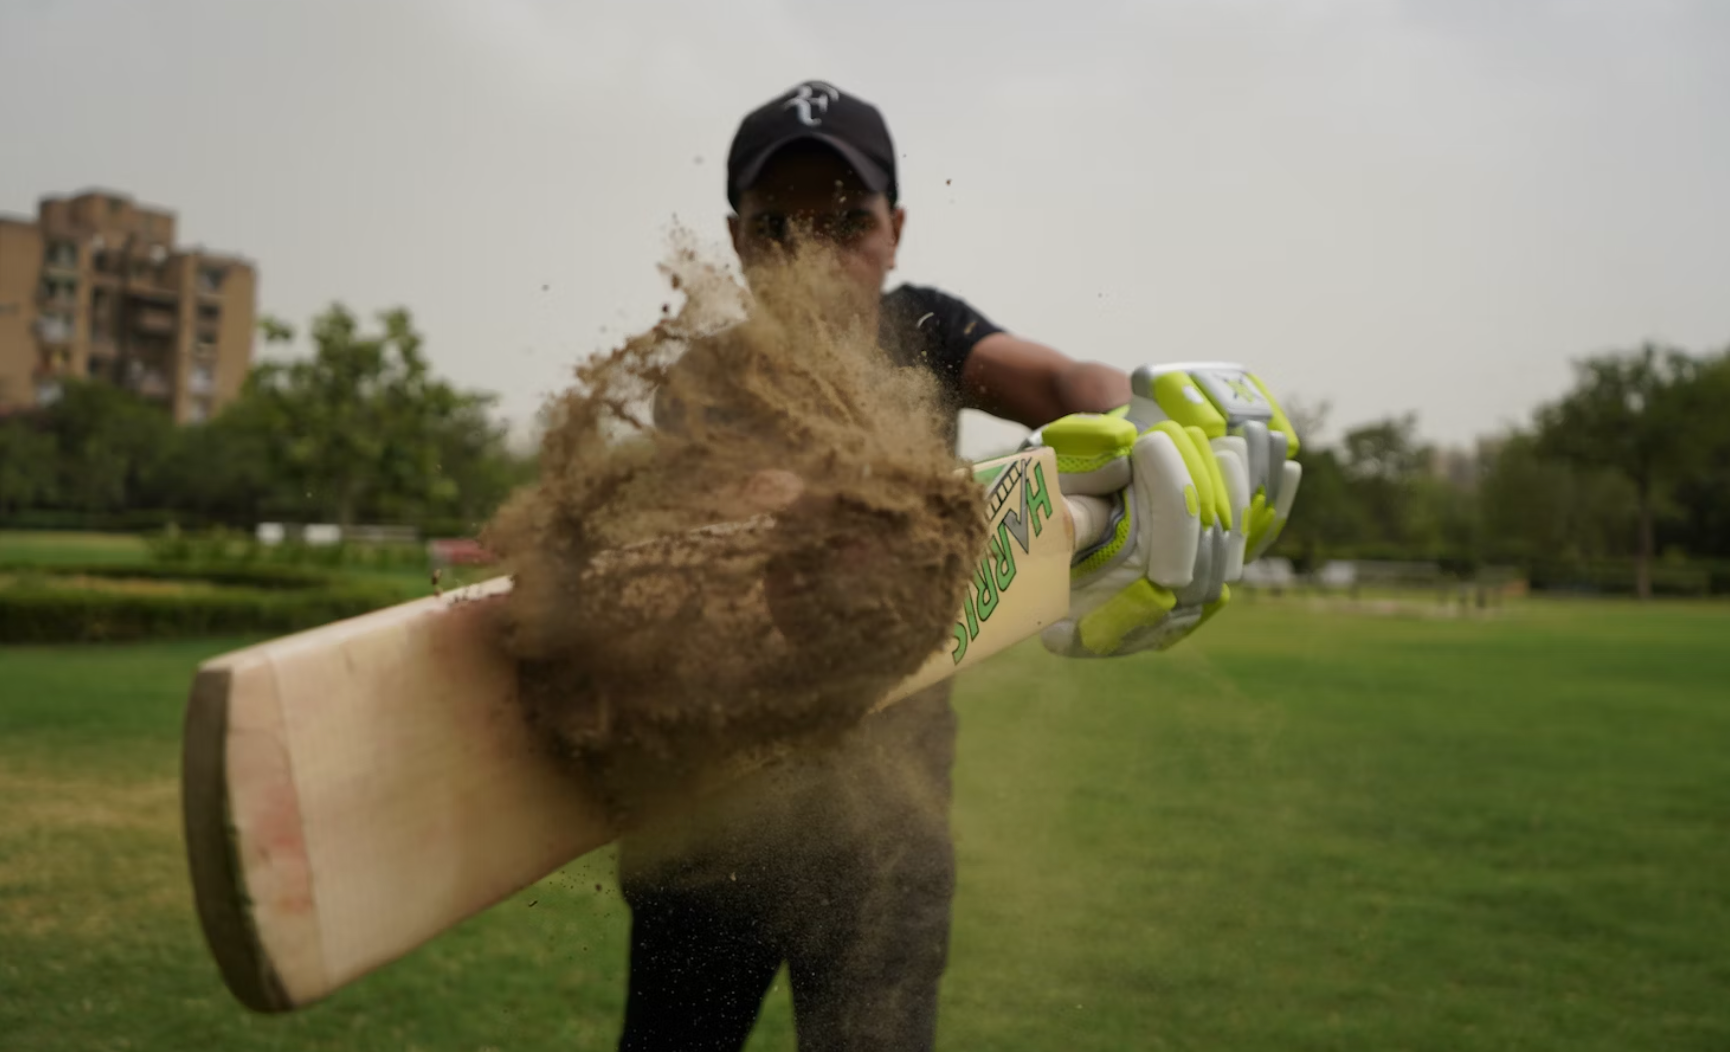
[877,283,1002,413]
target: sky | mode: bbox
[3,0,1727,458]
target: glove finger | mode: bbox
[1076,579,1177,656]
[1174,525,1215,607]
[1237,420,1270,503]
[1245,461,1303,563]
[1186,425,1233,531]
[1264,428,1289,508]
[1210,436,1251,528]
[1275,459,1302,521]
[1246,372,1300,458]
[1210,436,1251,581]
[1257,460,1303,560]
[1105,603,1202,655]
[1211,519,1231,595]
[1181,521,1236,606]
[1147,422,1218,530]
[1129,428,1203,588]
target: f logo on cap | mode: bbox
[784,82,842,127]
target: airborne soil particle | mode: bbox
[482,232,986,825]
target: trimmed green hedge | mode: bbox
[0,562,337,590]
[1525,559,1728,598]
[0,509,203,532]
[146,532,432,571]
[0,563,406,643]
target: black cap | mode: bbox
[726,81,898,210]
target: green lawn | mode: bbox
[2,598,1728,1050]
[0,530,150,566]
[0,529,494,605]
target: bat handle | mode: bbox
[1063,494,1116,554]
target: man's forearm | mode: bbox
[962,334,1134,427]
[1054,360,1132,415]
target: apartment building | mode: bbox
[0,189,256,423]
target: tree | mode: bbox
[244,305,525,528]
[1533,344,1710,599]
[1477,432,1635,564]
[36,380,177,513]
[1338,413,1433,547]
[0,417,60,514]
[150,403,292,524]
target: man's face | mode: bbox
[729,143,905,313]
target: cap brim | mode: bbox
[731,133,891,206]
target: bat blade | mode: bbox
[181,445,1084,1012]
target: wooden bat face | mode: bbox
[182,446,1084,1012]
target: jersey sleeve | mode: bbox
[887,285,1004,400]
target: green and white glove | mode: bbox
[1125,363,1302,574]
[1028,362,1302,658]
[1028,410,1234,657]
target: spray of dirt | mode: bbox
[481,230,987,827]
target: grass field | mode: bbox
[0,531,150,566]
[0,529,490,605]
[3,596,1729,1050]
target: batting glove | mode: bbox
[1028,411,1234,657]
[1125,363,1302,575]
[1027,363,1302,658]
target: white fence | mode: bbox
[1239,558,1521,606]
[255,523,420,547]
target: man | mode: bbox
[618,80,1297,1051]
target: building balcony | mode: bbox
[132,308,178,335]
[35,315,73,344]
[124,281,178,303]
[43,242,80,271]
[132,368,173,399]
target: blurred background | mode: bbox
[1,2,1726,1050]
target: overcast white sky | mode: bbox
[3,0,1726,457]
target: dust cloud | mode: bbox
[481,230,987,825]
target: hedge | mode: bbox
[0,564,405,643]
[1524,559,1729,598]
[145,533,433,571]
[0,509,205,532]
[0,562,338,590]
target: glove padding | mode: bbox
[1028,362,1303,659]
[1126,363,1302,572]
[1030,413,1234,657]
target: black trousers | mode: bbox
[616,684,958,1052]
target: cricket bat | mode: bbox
[181,445,1109,1013]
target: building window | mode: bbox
[40,276,77,303]
[45,240,78,268]
[35,312,73,344]
[188,396,212,423]
[190,362,216,395]
[197,266,226,294]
